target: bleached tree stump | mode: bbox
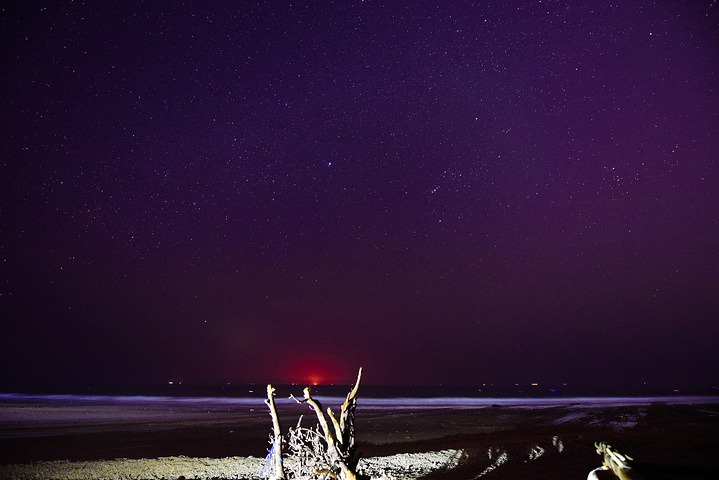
[263,368,363,480]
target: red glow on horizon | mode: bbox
[286,356,349,385]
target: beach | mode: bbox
[1,394,718,479]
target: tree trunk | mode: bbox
[265,385,285,480]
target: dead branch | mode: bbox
[340,368,362,459]
[328,368,362,468]
[293,388,353,479]
[264,384,285,480]
[594,442,640,480]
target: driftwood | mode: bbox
[264,368,363,480]
[264,385,285,480]
[592,442,641,480]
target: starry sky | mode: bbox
[1,1,718,391]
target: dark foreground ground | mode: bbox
[1,396,718,479]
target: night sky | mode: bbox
[2,1,718,391]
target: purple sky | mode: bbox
[2,1,718,390]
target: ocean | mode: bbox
[2,382,718,417]
[2,380,717,404]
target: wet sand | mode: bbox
[1,396,718,479]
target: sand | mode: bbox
[1,396,719,479]
[0,450,467,480]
